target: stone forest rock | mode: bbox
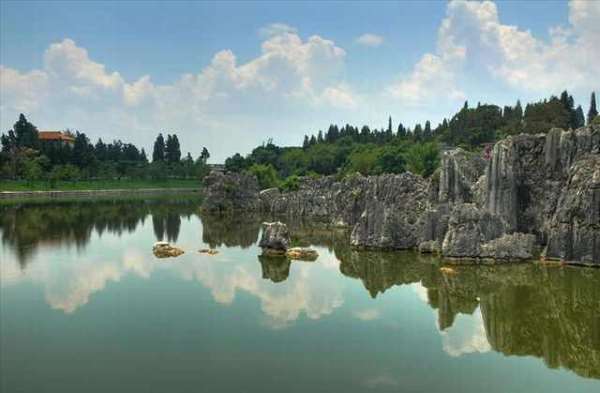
[152,241,184,258]
[258,221,290,255]
[350,173,429,249]
[205,124,599,264]
[202,171,260,212]
[479,233,537,261]
[544,155,600,264]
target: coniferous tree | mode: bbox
[165,134,181,163]
[95,139,107,161]
[13,114,39,149]
[302,135,310,149]
[574,106,585,128]
[140,148,148,163]
[588,92,598,125]
[423,121,432,140]
[397,123,407,139]
[317,130,324,143]
[413,124,423,141]
[152,133,165,162]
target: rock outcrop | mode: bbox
[202,171,260,213]
[544,155,600,264]
[259,221,290,255]
[205,124,599,264]
[350,173,429,249]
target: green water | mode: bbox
[1,199,599,393]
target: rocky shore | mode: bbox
[203,125,600,265]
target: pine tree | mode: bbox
[302,135,310,149]
[140,148,148,163]
[588,92,598,125]
[388,116,392,134]
[152,133,165,162]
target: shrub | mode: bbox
[279,175,300,192]
[247,163,280,190]
[403,142,440,178]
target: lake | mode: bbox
[1,197,599,393]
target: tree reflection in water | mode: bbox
[1,203,599,379]
[0,198,199,268]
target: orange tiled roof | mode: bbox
[39,131,75,142]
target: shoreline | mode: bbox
[0,187,201,200]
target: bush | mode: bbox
[247,163,280,190]
[279,175,300,192]
[403,142,440,178]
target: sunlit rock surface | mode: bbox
[259,221,291,255]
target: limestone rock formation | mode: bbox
[544,155,600,264]
[206,124,599,264]
[350,173,429,249]
[441,203,507,258]
[202,171,260,212]
[152,241,184,258]
[480,233,537,260]
[259,221,290,255]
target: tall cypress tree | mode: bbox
[152,133,165,162]
[588,92,598,125]
[574,106,585,129]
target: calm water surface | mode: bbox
[1,198,599,393]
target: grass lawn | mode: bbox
[0,179,201,192]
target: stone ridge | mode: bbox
[203,124,600,265]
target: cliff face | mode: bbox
[204,124,600,264]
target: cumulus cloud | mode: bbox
[355,33,384,47]
[388,0,600,106]
[0,27,353,161]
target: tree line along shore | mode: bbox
[1,90,598,192]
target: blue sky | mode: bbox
[1,1,597,161]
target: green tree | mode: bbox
[165,134,181,163]
[574,106,585,129]
[13,114,39,149]
[224,153,247,172]
[588,92,598,125]
[152,134,165,162]
[200,147,210,163]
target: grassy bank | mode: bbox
[0,179,201,192]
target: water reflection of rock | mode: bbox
[199,213,261,249]
[258,255,291,283]
[0,199,199,267]
[337,250,600,379]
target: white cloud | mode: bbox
[388,0,600,107]
[259,23,298,38]
[355,33,384,47]
[0,28,354,161]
